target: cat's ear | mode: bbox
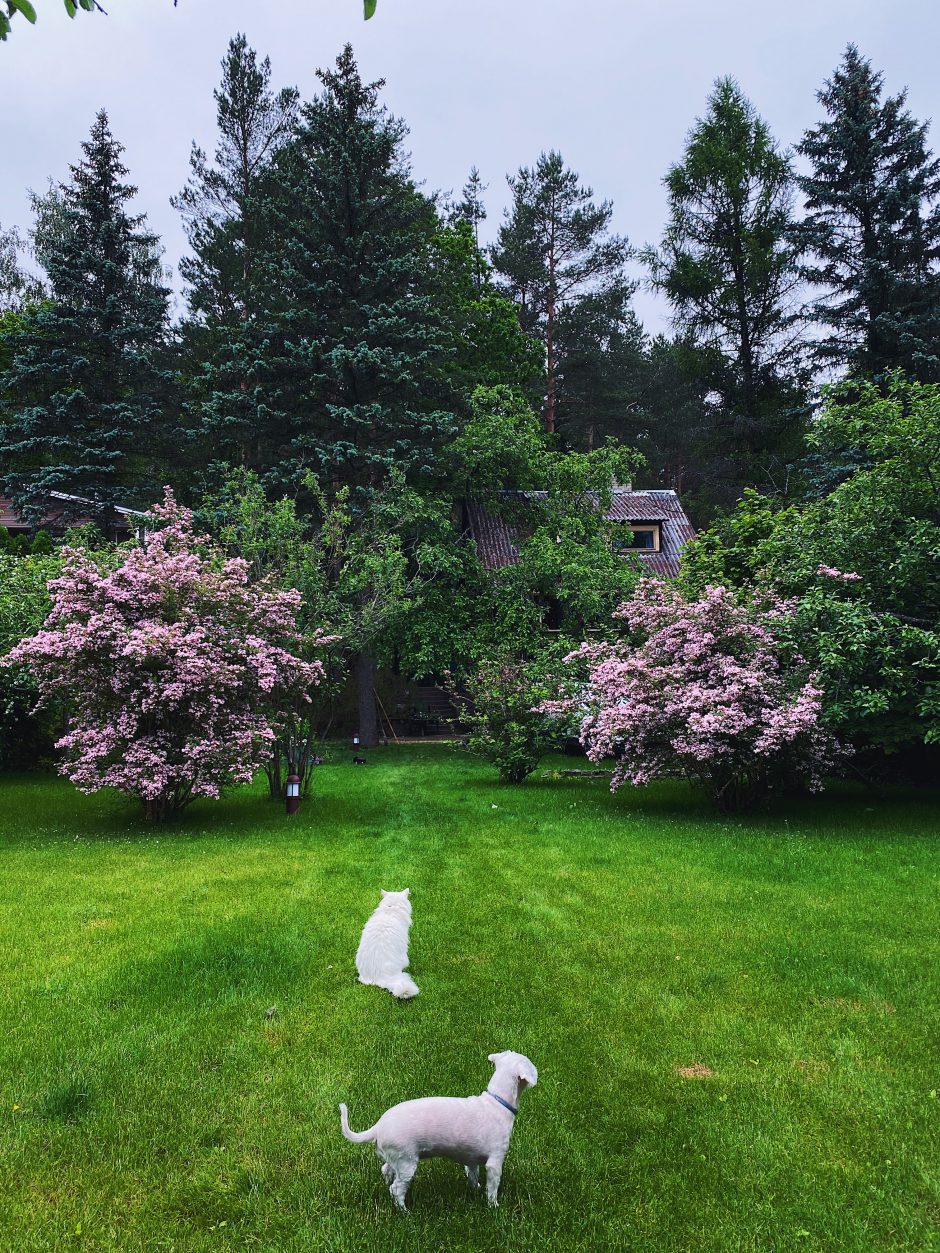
[380,889,388,897]
[402,888,410,897]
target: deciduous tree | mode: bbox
[643,78,805,507]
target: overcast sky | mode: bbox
[3,0,939,331]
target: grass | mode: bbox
[0,745,938,1252]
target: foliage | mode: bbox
[0,549,61,769]
[681,373,940,755]
[0,221,42,311]
[201,466,460,751]
[796,45,940,381]
[5,490,325,819]
[400,385,645,675]
[0,0,375,41]
[546,580,839,810]
[0,0,99,41]
[241,45,457,497]
[174,35,299,473]
[449,654,561,783]
[429,220,542,398]
[491,149,634,439]
[643,77,806,510]
[0,111,173,527]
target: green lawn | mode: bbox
[1,747,938,1252]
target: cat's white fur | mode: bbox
[355,889,419,999]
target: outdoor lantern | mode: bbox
[352,734,360,748]
[285,772,301,816]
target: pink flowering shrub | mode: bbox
[5,491,326,820]
[543,579,840,810]
[816,564,863,583]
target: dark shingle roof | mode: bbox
[466,488,694,579]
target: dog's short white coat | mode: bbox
[354,888,419,999]
[339,1050,538,1210]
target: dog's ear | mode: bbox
[515,1056,538,1089]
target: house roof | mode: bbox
[466,488,694,579]
[0,493,142,531]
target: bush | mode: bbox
[680,374,940,758]
[5,490,327,819]
[450,656,561,783]
[545,579,841,810]
[0,551,63,770]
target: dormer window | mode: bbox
[613,522,661,553]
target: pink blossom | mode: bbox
[4,489,328,819]
[816,564,862,583]
[539,579,841,809]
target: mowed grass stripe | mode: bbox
[0,745,937,1251]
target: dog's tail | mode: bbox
[379,973,420,1000]
[339,1102,377,1144]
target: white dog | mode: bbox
[355,888,419,1000]
[339,1050,538,1210]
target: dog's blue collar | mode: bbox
[485,1090,518,1117]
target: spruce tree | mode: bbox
[0,111,172,527]
[491,151,633,438]
[257,46,459,743]
[643,78,805,505]
[174,35,298,469]
[797,45,940,381]
[259,44,456,496]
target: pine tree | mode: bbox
[450,166,488,290]
[491,151,633,437]
[174,35,298,468]
[797,45,940,380]
[643,78,805,502]
[554,290,647,450]
[0,111,172,527]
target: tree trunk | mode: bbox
[355,649,379,748]
[545,212,557,435]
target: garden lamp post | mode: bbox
[285,772,301,816]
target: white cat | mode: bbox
[355,889,420,999]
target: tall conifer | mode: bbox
[0,111,171,526]
[644,78,804,508]
[491,151,633,439]
[797,45,940,381]
[174,36,298,468]
[259,44,456,496]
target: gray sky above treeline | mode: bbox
[2,0,938,332]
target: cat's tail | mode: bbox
[376,973,420,999]
[339,1103,377,1144]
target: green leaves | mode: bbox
[8,0,37,25]
[364,0,377,17]
[1,0,97,38]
